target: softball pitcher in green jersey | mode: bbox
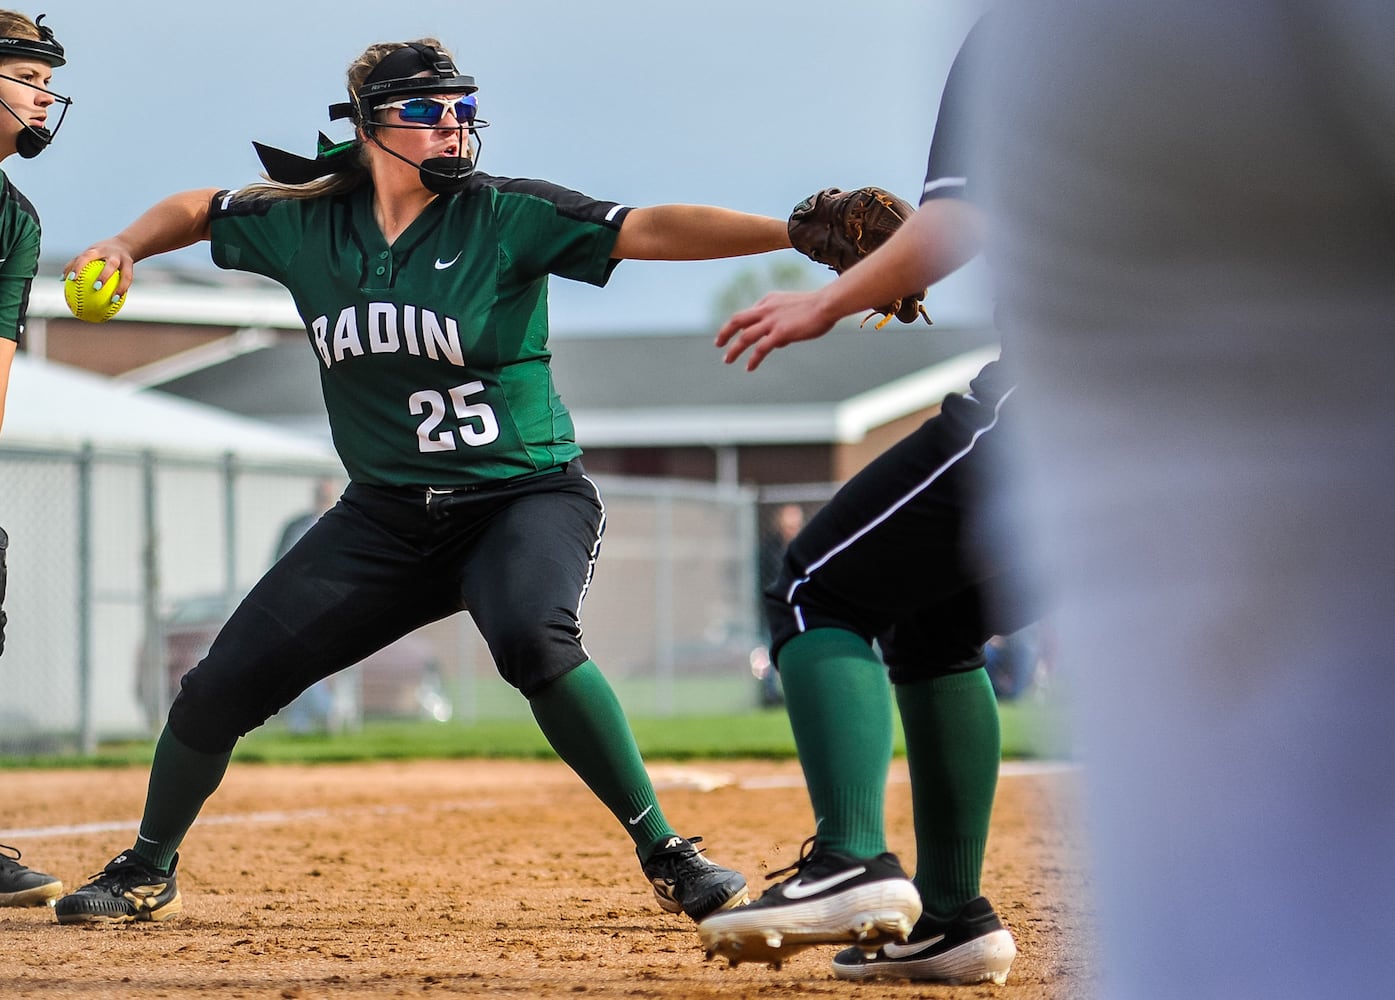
[0,9,71,908]
[54,37,790,927]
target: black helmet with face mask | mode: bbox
[255,41,487,195]
[0,13,72,158]
[334,42,485,195]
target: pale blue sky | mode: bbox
[16,0,990,333]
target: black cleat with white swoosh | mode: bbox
[831,895,1016,984]
[697,837,920,968]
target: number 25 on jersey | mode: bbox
[410,381,500,452]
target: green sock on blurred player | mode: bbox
[778,628,893,858]
[895,668,1000,917]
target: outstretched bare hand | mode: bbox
[714,289,840,372]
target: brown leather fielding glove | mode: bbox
[787,186,931,328]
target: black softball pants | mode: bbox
[168,463,605,753]
[766,362,1042,683]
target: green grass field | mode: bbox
[0,694,1071,769]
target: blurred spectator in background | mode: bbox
[985,2,1395,997]
[981,625,1044,702]
[758,503,806,597]
[274,477,343,563]
[751,503,807,706]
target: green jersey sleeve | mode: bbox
[0,174,41,344]
[207,188,315,281]
[476,176,630,287]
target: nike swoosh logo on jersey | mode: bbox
[434,252,462,270]
[628,804,655,825]
[780,865,867,900]
[882,933,947,959]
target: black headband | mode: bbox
[329,42,476,124]
[362,43,461,90]
[0,14,66,67]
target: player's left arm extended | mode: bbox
[611,204,791,260]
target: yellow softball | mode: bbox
[64,259,125,323]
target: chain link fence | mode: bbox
[1,443,763,754]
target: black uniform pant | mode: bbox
[0,525,8,657]
[169,462,605,754]
[766,362,1041,683]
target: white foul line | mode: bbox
[1,761,1075,841]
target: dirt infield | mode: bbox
[1,759,1092,998]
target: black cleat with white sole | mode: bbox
[697,837,921,969]
[831,895,1016,984]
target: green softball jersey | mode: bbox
[0,170,42,345]
[208,173,630,486]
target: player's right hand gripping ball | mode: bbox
[788,186,931,328]
[64,259,125,323]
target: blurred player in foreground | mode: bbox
[984,2,1395,997]
[699,16,1034,984]
[0,8,71,910]
[51,36,793,927]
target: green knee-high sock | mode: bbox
[895,668,1001,918]
[778,628,893,858]
[529,660,672,856]
[132,726,234,873]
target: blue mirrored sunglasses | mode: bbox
[380,94,478,126]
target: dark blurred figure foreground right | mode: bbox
[982,3,1395,998]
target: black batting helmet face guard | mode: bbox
[0,14,72,158]
[329,42,487,195]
